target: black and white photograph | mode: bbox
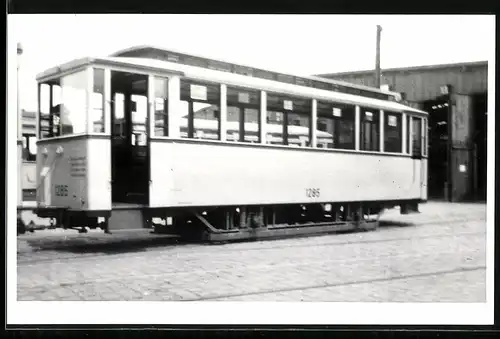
[7,14,495,325]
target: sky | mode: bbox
[9,14,495,111]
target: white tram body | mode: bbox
[17,111,47,233]
[32,47,428,240]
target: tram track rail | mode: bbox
[17,223,485,267]
[17,217,485,266]
[17,244,485,289]
[17,247,486,302]
[198,265,486,301]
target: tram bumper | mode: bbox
[400,200,420,214]
[34,206,67,219]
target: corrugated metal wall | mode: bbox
[324,64,488,102]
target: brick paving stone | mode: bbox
[16,202,487,302]
[18,295,37,301]
[51,287,77,299]
[113,285,144,299]
[235,268,487,303]
[98,291,122,301]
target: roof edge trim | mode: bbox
[316,60,488,78]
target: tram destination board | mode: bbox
[69,156,87,178]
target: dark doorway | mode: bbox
[110,71,150,205]
[423,96,450,200]
[472,93,487,201]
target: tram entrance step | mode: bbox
[108,209,146,232]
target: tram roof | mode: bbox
[36,56,427,116]
[110,45,399,98]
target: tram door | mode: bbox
[411,117,426,199]
[110,71,150,205]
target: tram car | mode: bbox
[17,110,53,233]
[27,46,428,241]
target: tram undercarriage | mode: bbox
[21,200,421,242]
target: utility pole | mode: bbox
[17,42,23,208]
[375,25,382,89]
[17,42,23,142]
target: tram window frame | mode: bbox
[130,94,148,146]
[91,68,105,133]
[406,114,411,155]
[316,101,356,150]
[38,80,62,139]
[383,111,403,153]
[360,108,380,152]
[422,118,428,157]
[266,93,312,147]
[153,77,169,137]
[112,92,126,138]
[59,70,88,136]
[226,86,261,143]
[412,116,423,157]
[21,134,37,162]
[180,79,221,140]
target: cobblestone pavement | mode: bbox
[16,202,487,302]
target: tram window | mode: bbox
[60,70,87,135]
[131,95,148,146]
[28,136,37,161]
[38,81,62,139]
[295,78,310,87]
[406,115,411,154]
[180,80,220,140]
[226,106,241,141]
[422,118,428,157]
[316,101,355,150]
[112,93,126,137]
[21,136,29,161]
[154,77,169,137]
[338,117,355,149]
[266,110,284,145]
[384,111,402,153]
[316,118,334,148]
[360,108,380,152]
[40,84,50,115]
[21,134,37,161]
[179,101,189,138]
[234,65,253,76]
[267,93,311,147]
[52,85,61,136]
[312,81,330,90]
[208,60,231,72]
[91,68,105,133]
[287,112,310,147]
[114,93,125,119]
[226,86,260,143]
[185,57,209,69]
[243,108,259,143]
[412,117,422,156]
[255,70,275,80]
[277,74,295,84]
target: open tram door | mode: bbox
[110,71,151,206]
